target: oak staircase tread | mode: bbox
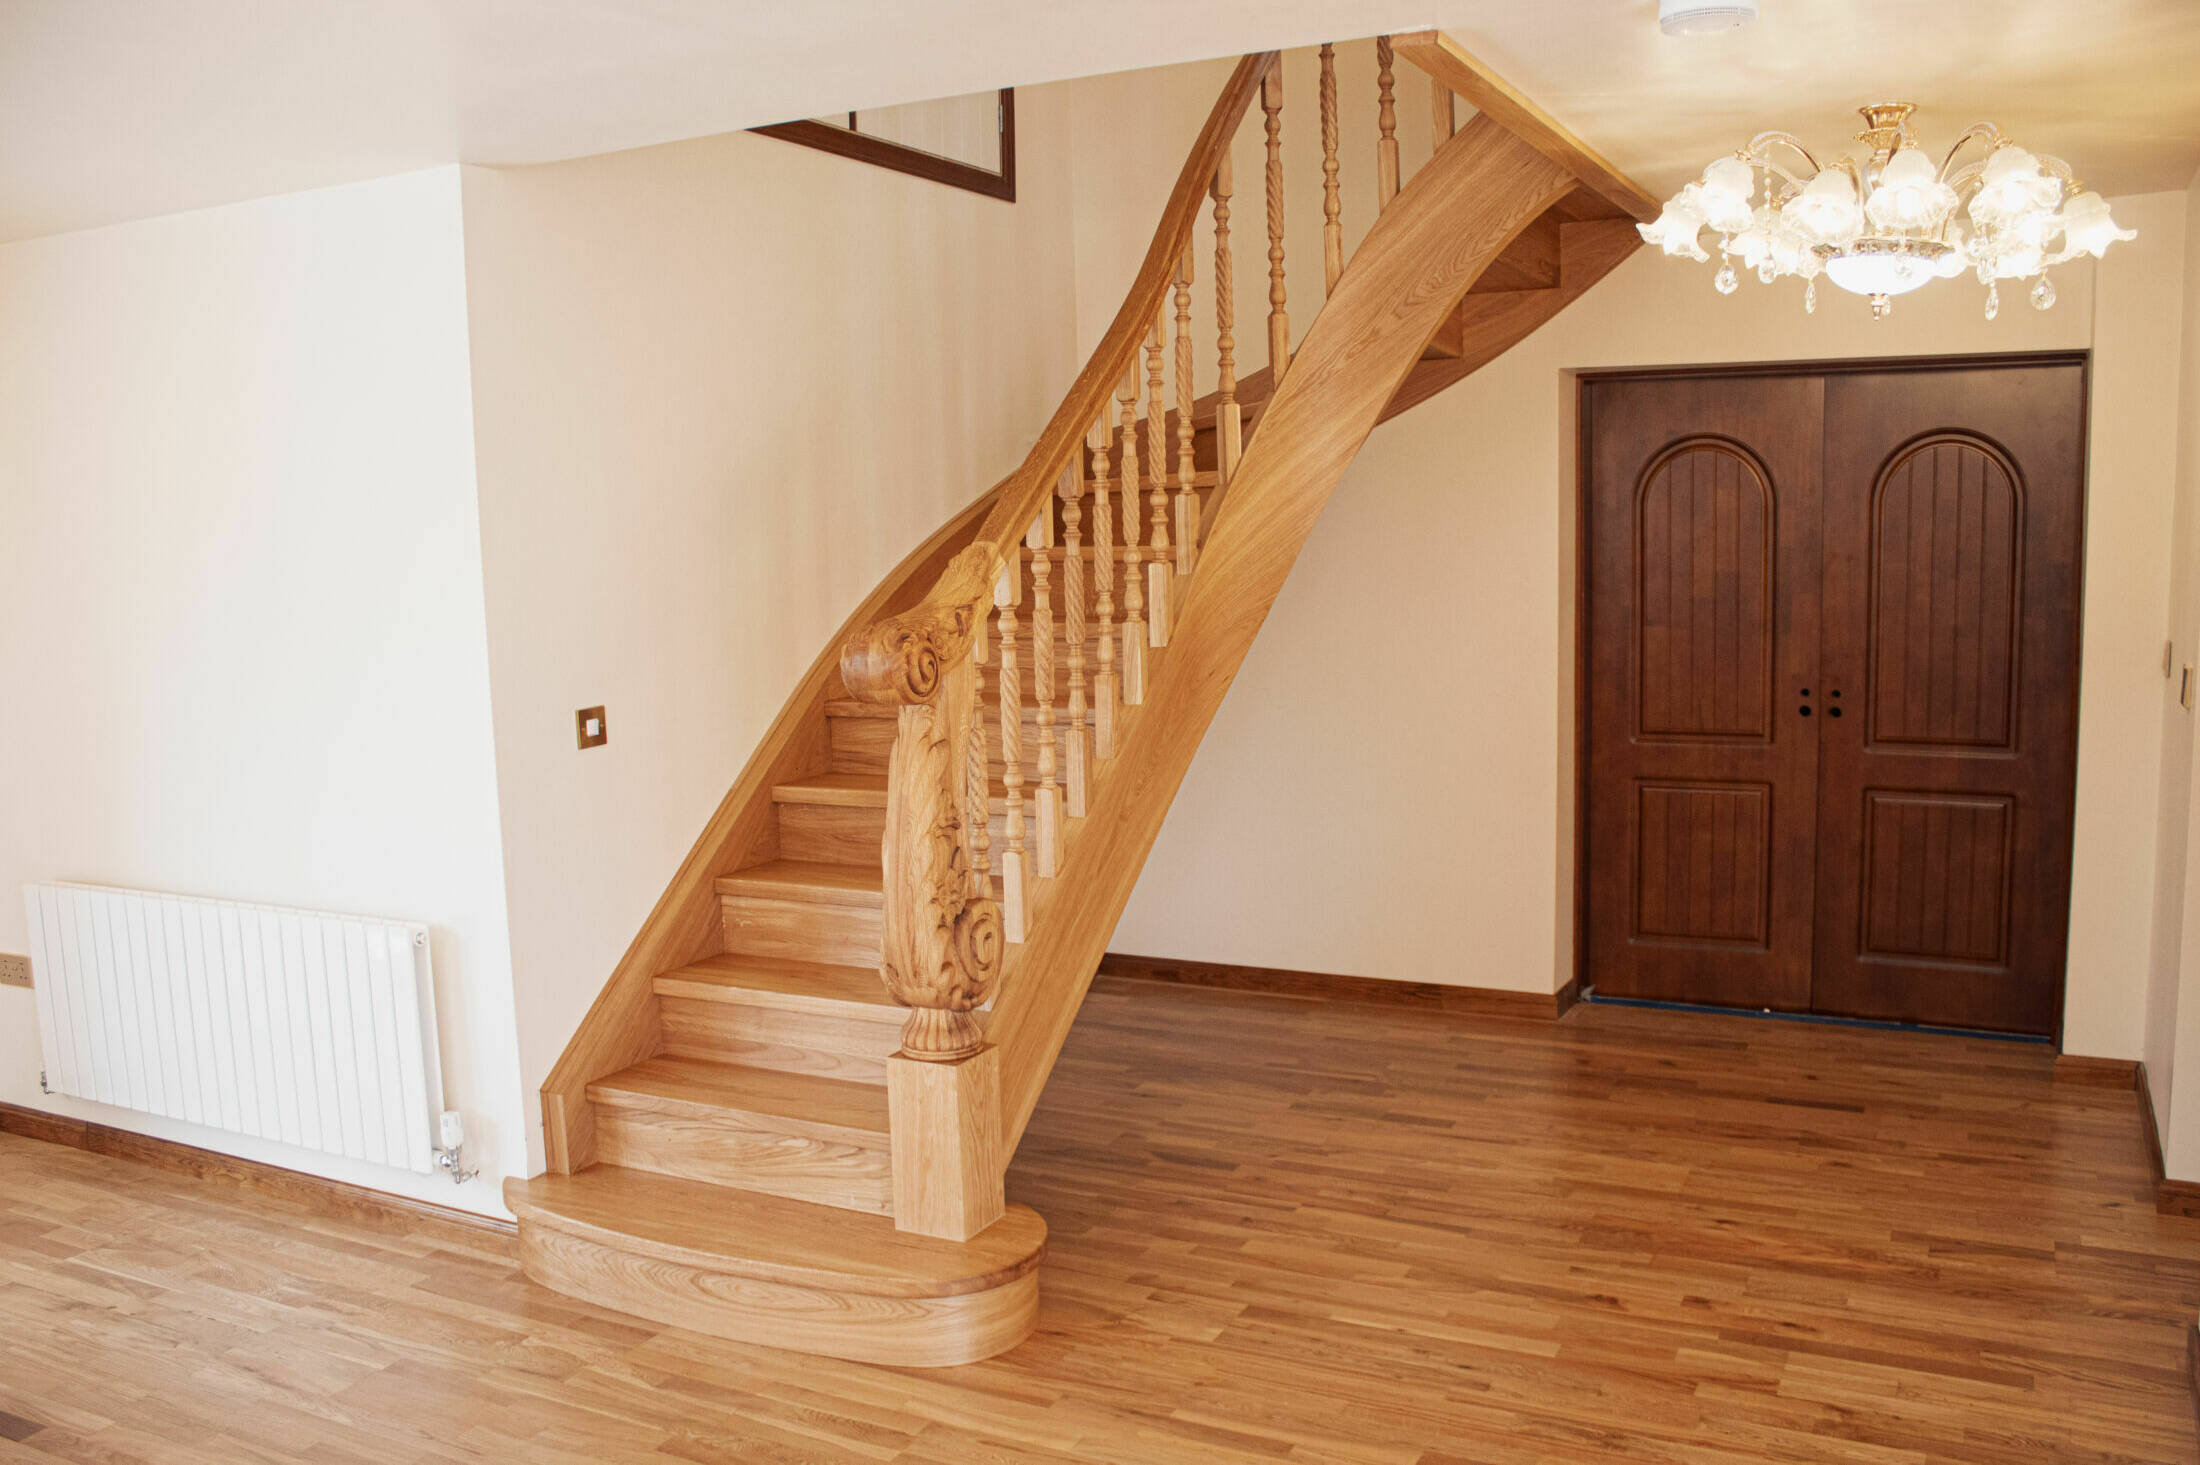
[772,771,888,808]
[587,1055,890,1135]
[767,768,1061,812]
[506,1167,1046,1299]
[1019,546,1195,563]
[716,859,884,907]
[1077,470,1219,491]
[653,954,903,1015]
[825,697,895,720]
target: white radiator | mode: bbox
[22,882,447,1175]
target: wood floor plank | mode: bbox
[0,992,2194,1461]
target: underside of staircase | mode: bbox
[508,32,1655,1367]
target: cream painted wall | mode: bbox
[2155,170,2200,1170]
[1113,160,2187,1065]
[0,168,527,1216]
[459,99,1083,1170]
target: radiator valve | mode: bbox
[433,1108,478,1185]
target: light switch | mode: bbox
[576,705,608,749]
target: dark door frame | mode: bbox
[1570,350,2092,1045]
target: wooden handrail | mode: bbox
[1389,30,1659,222]
[839,51,1277,705]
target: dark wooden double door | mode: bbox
[1582,361,2086,1035]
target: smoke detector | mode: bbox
[1659,0,1758,35]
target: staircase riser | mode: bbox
[778,802,887,865]
[831,683,1101,747]
[659,995,900,1084]
[593,1107,892,1214]
[778,799,1035,863]
[722,894,881,968]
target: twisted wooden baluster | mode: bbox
[1116,375,1147,703]
[1058,463,1089,815]
[1376,36,1400,208]
[1027,510,1059,877]
[1173,243,1198,574]
[1212,152,1241,483]
[1144,306,1171,649]
[1263,66,1289,379]
[966,652,990,904]
[994,560,1026,944]
[1089,416,1118,758]
[1320,42,1343,296]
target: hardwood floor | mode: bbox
[2,984,2194,1462]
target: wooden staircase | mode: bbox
[508,32,1654,1366]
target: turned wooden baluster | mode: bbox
[1058,462,1089,815]
[1211,153,1242,484]
[1262,66,1289,378]
[1173,243,1198,573]
[1143,306,1172,648]
[1432,72,1455,147]
[1320,43,1343,296]
[994,560,1026,944]
[1026,510,1059,877]
[1116,375,1147,702]
[1088,416,1119,757]
[1376,36,1400,208]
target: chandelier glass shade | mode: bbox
[1639,104,2135,319]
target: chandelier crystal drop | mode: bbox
[1639,103,2135,319]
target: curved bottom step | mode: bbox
[505,1167,1045,1367]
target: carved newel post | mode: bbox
[840,543,1009,1240]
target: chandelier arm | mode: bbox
[1744,131,1827,176]
[1935,124,2007,183]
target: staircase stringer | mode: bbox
[990,115,1580,1151]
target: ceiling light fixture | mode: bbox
[1658,0,1758,37]
[1639,103,2134,319]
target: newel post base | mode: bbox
[887,1044,1006,1241]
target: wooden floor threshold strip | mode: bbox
[1578,988,2056,1044]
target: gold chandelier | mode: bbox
[1639,103,2136,319]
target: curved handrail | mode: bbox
[839,50,1278,705]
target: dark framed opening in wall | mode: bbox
[752,89,1016,202]
[1573,353,2090,1039]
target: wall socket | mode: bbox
[0,954,31,989]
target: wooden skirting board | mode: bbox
[2051,1053,2142,1087]
[1097,953,1580,1019]
[2046,1057,2196,1217]
[2190,1323,2200,1444]
[0,1101,516,1238]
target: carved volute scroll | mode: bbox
[840,543,998,704]
[878,655,1004,1061]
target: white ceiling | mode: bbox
[1475,0,2200,201]
[5,0,2198,243]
